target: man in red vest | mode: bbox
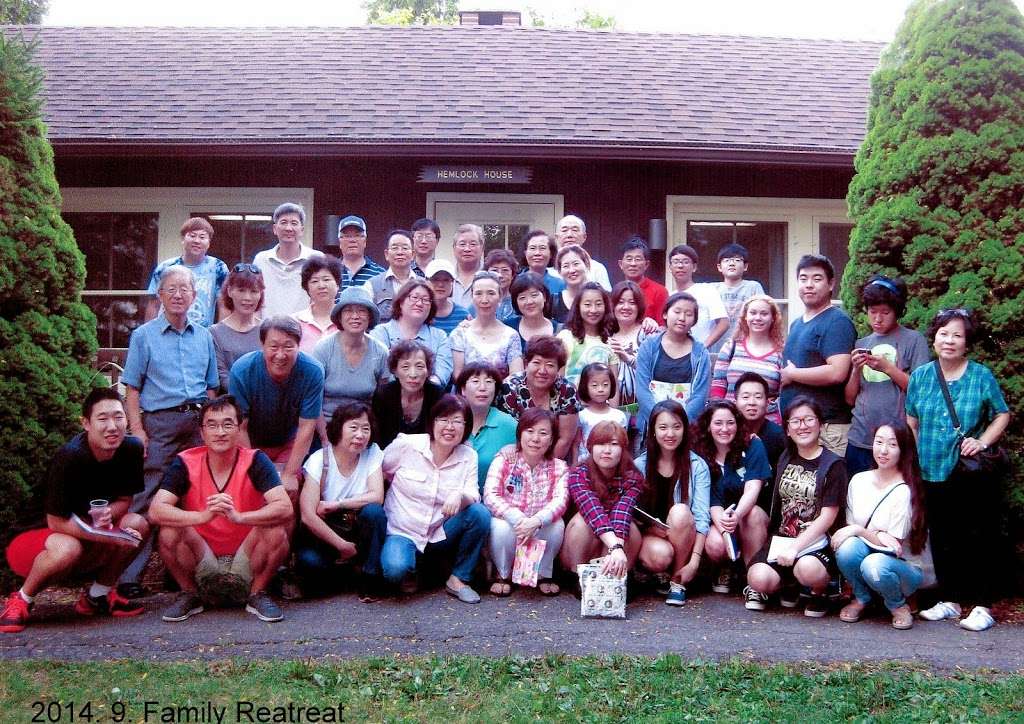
[149,396,293,622]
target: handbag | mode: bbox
[933,362,1009,476]
[577,558,627,619]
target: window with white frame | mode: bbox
[61,187,314,350]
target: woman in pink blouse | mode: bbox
[559,421,645,584]
[483,408,569,597]
[380,395,491,604]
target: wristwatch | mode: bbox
[608,543,624,553]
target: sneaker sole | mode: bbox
[245,604,283,622]
[665,598,687,606]
[711,584,731,594]
[744,601,766,611]
[804,608,827,618]
[162,606,204,623]
[0,623,27,633]
[111,607,145,618]
[780,599,800,609]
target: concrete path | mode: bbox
[3,589,1022,672]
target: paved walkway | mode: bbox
[3,589,1022,672]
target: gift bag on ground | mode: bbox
[577,558,627,619]
[511,538,546,587]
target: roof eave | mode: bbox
[50,139,857,168]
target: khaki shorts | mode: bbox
[195,550,253,607]
[819,423,851,457]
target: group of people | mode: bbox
[1,203,1011,635]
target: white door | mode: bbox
[427,192,564,263]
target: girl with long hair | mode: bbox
[557,281,619,395]
[831,421,931,630]
[634,400,711,606]
[692,400,771,594]
[608,280,647,425]
[709,294,785,425]
[560,421,645,583]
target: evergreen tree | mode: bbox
[842,0,1024,567]
[0,33,97,578]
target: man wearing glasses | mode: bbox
[779,254,857,456]
[452,224,486,309]
[119,266,219,598]
[150,395,292,623]
[146,217,229,327]
[410,218,441,276]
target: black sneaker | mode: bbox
[804,595,828,618]
[245,591,284,622]
[743,585,768,611]
[161,592,204,622]
[711,567,733,594]
[780,584,801,609]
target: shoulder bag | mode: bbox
[933,361,1009,477]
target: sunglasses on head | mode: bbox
[233,263,261,274]
[939,307,971,317]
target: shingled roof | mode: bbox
[15,25,884,162]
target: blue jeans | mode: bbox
[295,503,387,584]
[836,537,923,611]
[381,503,491,585]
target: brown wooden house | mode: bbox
[19,22,884,352]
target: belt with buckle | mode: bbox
[149,401,204,415]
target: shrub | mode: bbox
[0,32,98,583]
[842,0,1024,590]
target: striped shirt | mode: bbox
[340,257,386,290]
[710,338,784,424]
[567,464,644,540]
[905,360,1008,482]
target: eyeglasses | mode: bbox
[787,416,819,429]
[407,294,433,305]
[203,420,238,432]
[413,232,437,241]
[435,417,466,428]
[160,286,191,296]
[233,263,261,274]
[939,307,971,318]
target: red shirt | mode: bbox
[637,276,669,326]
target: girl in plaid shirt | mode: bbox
[560,421,645,583]
[483,408,569,597]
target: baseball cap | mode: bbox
[424,259,457,279]
[337,215,367,236]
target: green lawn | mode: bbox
[3,657,1023,722]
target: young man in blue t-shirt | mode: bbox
[779,255,856,456]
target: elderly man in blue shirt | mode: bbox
[120,266,219,596]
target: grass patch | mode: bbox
[3,657,1023,722]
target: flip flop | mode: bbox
[489,580,513,597]
[538,578,560,596]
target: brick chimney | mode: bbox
[458,10,522,26]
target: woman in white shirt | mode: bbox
[298,401,386,601]
[831,421,930,630]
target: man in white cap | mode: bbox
[554,214,611,291]
[424,259,470,335]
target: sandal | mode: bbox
[489,580,513,597]
[891,605,914,630]
[538,578,560,597]
[839,600,866,623]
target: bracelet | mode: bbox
[608,543,624,553]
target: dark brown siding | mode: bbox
[55,155,853,281]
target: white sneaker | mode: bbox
[919,601,961,621]
[959,606,995,632]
